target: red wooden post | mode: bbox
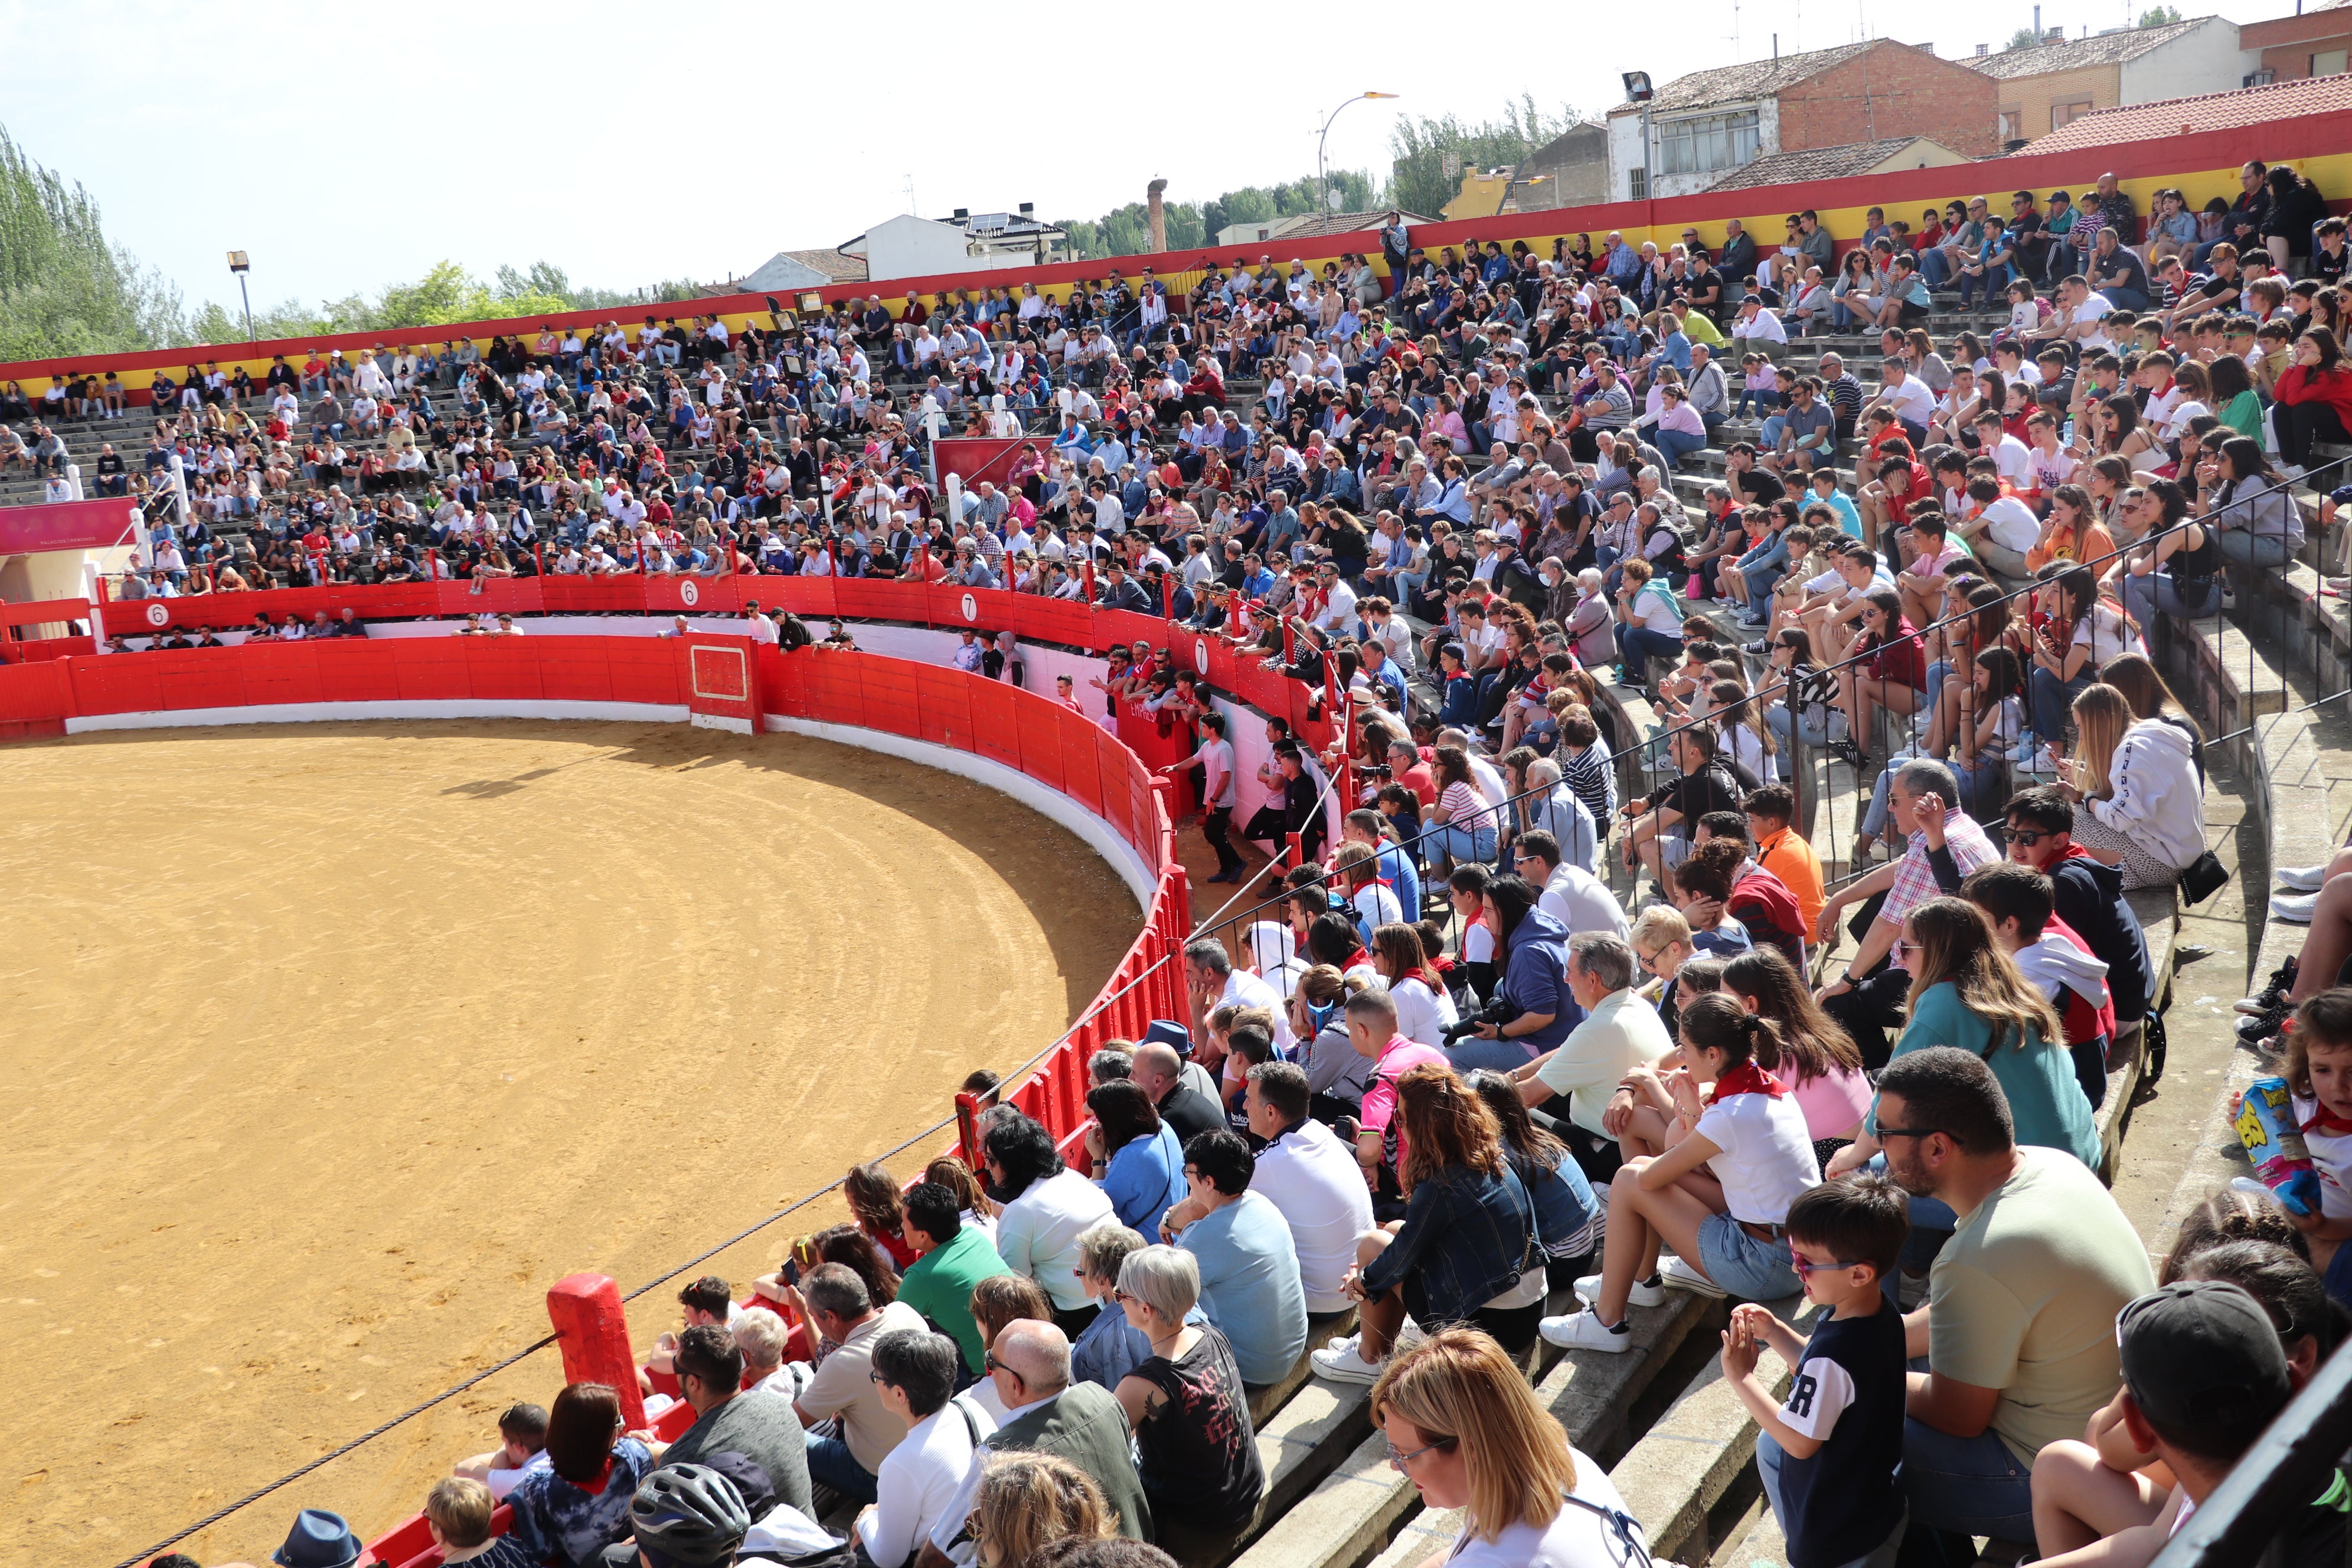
[1286,830,1304,871]
[545,1273,646,1430]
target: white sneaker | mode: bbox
[1309,1334,1386,1384]
[1575,1272,1665,1309]
[2272,891,2321,925]
[2282,463,2309,483]
[2278,863,2334,893]
[1660,1255,1731,1298]
[1539,1307,1634,1353]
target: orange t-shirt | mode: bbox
[1758,825,1825,936]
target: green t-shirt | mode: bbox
[895,1224,1012,1373]
[1894,982,2100,1170]
[1928,1147,2155,1465]
[2222,388,2265,442]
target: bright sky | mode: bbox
[0,0,2315,319]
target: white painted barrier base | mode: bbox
[766,714,1157,909]
[64,700,689,733]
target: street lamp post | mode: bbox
[1497,172,1550,218]
[1317,92,1400,221]
[226,251,254,342]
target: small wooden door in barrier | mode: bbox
[683,633,762,734]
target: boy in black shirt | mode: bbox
[1722,1176,1909,1568]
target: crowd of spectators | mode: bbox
[109,166,2352,1568]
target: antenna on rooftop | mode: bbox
[903,175,917,217]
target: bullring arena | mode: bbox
[0,710,1138,1566]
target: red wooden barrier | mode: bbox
[545,1273,647,1430]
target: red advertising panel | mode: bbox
[0,496,142,555]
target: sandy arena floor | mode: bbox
[0,720,1136,1566]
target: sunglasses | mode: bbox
[2007,828,2050,845]
[1789,1245,1866,1278]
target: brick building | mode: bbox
[1969,17,2249,146]
[2240,3,2352,82]
[1606,40,1997,201]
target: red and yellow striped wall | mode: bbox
[4,106,2344,398]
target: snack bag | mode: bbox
[2235,1075,2325,1217]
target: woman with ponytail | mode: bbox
[1540,993,1821,1352]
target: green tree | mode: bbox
[1387,94,1581,221]
[2005,25,2041,49]
[2138,5,2182,25]
[0,125,186,361]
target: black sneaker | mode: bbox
[1742,639,1768,656]
[2237,995,2294,1044]
[2235,956,2299,1018]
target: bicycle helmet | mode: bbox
[629,1462,753,1567]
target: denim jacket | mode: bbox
[1360,1162,1539,1325]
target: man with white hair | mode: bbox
[916,1321,1151,1566]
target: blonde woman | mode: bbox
[1371,1325,1649,1567]
[2060,682,2205,889]
[972,1453,1113,1568]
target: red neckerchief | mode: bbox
[1707,1062,1789,1103]
[572,1455,616,1496]
[1346,948,1370,971]
[2303,1100,2352,1136]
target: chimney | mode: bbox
[1146,179,1168,254]
[951,207,969,224]
[1018,202,1035,218]
[1975,42,1988,55]
[2048,27,2064,40]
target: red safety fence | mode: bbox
[19,594,1281,1568]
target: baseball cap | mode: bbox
[2118,1280,2290,1444]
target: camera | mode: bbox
[1442,998,1522,1045]
[1361,763,1393,778]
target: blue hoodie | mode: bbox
[1498,906,1581,1053]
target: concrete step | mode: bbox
[1230,1291,1716,1568]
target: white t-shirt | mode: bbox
[1386,975,1459,1048]
[1879,375,1936,426]
[2293,1091,2352,1220]
[994,1168,1117,1311]
[1540,865,1629,941]
[1253,1119,1378,1312]
[485,1449,553,1501]
[857,1396,995,1568]
[1977,495,2041,553]
[1443,1453,1648,1568]
[1353,881,1407,935]
[1984,434,2034,491]
[2073,294,2116,351]
[1694,1087,1819,1225]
